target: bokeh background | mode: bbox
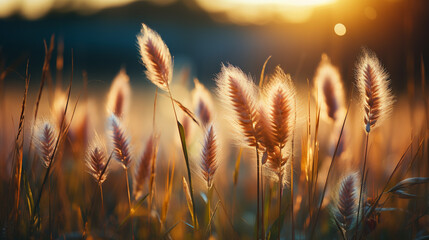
[0,0,428,92]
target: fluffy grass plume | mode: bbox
[260,67,296,182]
[35,120,58,168]
[108,114,132,169]
[199,124,218,188]
[106,68,131,119]
[264,66,296,149]
[86,136,108,184]
[331,172,361,232]
[215,64,260,147]
[192,78,214,127]
[137,24,173,92]
[356,49,394,133]
[134,136,154,200]
[313,54,346,122]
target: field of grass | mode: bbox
[0,24,428,239]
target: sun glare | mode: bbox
[334,23,346,36]
[229,0,336,7]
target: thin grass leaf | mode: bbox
[333,217,347,240]
[267,207,288,240]
[178,121,197,228]
[174,99,200,126]
[391,190,418,199]
[162,221,180,239]
[23,172,34,219]
[120,193,149,227]
[205,200,221,234]
[387,177,429,193]
[259,55,271,88]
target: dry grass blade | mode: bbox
[161,154,175,223]
[182,177,196,227]
[148,134,159,206]
[356,49,394,133]
[137,24,173,92]
[29,35,55,154]
[11,60,30,218]
[174,98,200,126]
[200,124,218,188]
[108,115,132,169]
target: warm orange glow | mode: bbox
[364,6,377,20]
[195,0,338,24]
[0,0,173,19]
[334,23,346,36]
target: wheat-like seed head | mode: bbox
[192,78,214,127]
[263,66,296,149]
[85,136,108,184]
[106,68,131,119]
[108,114,132,169]
[216,64,260,147]
[137,23,173,92]
[331,172,361,232]
[35,121,58,168]
[313,54,346,122]
[200,124,218,188]
[134,135,154,200]
[356,49,394,133]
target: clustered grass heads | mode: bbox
[137,23,172,92]
[261,66,296,185]
[35,120,58,168]
[330,173,362,237]
[134,135,154,201]
[260,66,296,238]
[356,49,394,133]
[313,54,346,123]
[106,68,131,119]
[192,79,214,127]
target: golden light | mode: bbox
[195,0,338,24]
[334,23,346,36]
[364,6,377,20]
